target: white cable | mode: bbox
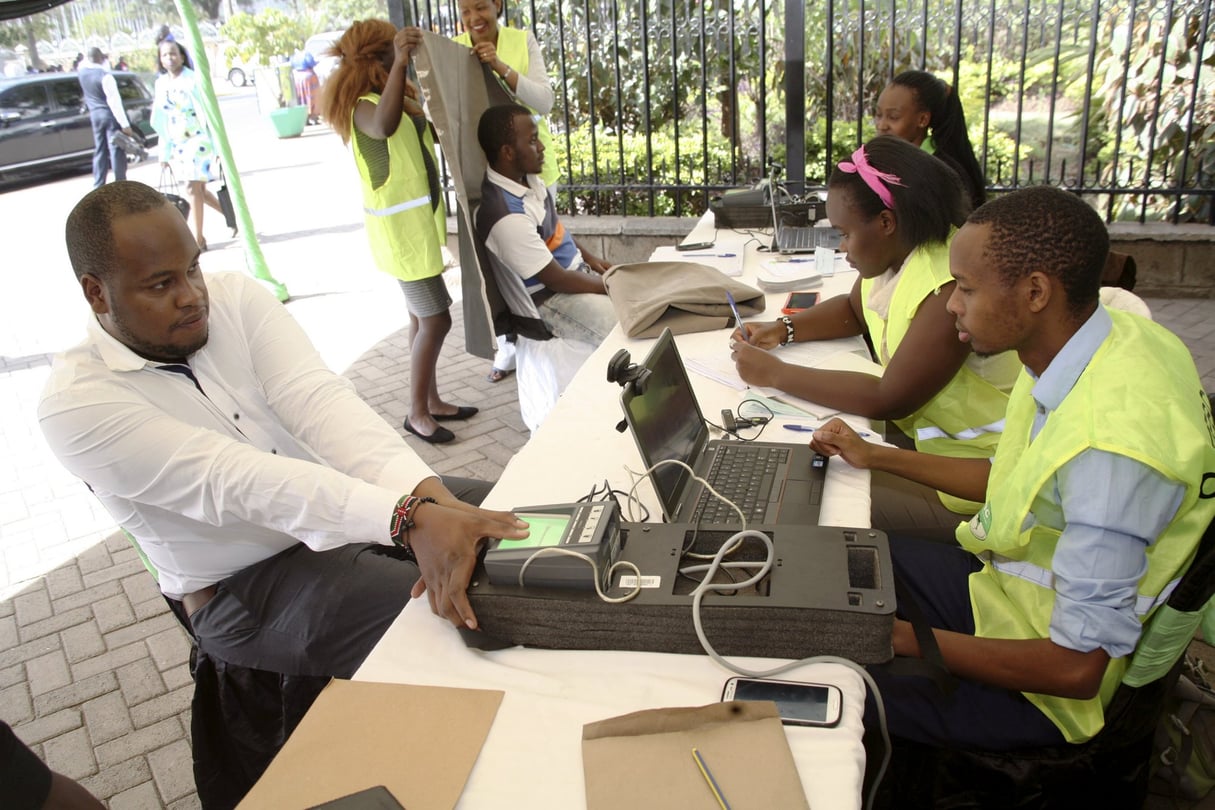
[623,458,748,528]
[618,453,892,806]
[516,546,643,604]
[686,529,892,810]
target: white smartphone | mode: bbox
[721,677,843,727]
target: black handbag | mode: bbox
[158,166,190,221]
[216,175,237,232]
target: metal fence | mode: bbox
[406,0,1213,224]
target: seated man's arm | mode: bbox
[894,450,1185,700]
[485,212,607,296]
[810,418,991,503]
[534,257,606,295]
[233,272,432,492]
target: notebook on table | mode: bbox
[619,328,828,525]
[770,187,841,254]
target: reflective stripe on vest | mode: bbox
[915,418,1007,443]
[364,194,431,217]
[990,554,1180,617]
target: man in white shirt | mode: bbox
[77,47,135,188]
[475,103,617,348]
[41,181,529,680]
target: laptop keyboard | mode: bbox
[778,226,819,251]
[692,444,790,523]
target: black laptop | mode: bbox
[620,328,828,525]
[770,186,842,253]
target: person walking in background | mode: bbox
[78,47,134,188]
[454,0,609,383]
[152,35,227,251]
[322,20,477,445]
[291,47,321,125]
[874,69,987,210]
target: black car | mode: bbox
[0,71,158,185]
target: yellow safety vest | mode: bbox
[455,26,559,186]
[956,309,1215,742]
[860,237,1020,513]
[353,93,446,281]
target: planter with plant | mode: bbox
[221,9,309,138]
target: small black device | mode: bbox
[483,501,622,590]
[782,291,821,315]
[720,408,738,432]
[307,785,405,809]
[721,676,843,727]
[676,240,715,251]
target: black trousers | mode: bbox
[179,475,492,809]
[863,535,1067,750]
[90,108,126,188]
[184,475,489,678]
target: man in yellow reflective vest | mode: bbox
[811,185,1215,749]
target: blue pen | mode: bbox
[684,252,737,258]
[725,291,750,342]
[783,423,873,438]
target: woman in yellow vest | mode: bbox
[732,136,1019,532]
[322,21,476,444]
[454,0,610,383]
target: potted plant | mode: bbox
[221,10,308,138]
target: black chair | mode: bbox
[873,514,1215,809]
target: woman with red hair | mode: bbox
[322,20,476,444]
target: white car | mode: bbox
[303,31,343,85]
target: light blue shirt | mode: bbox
[1024,305,1185,658]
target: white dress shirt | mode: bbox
[39,272,435,598]
[79,61,131,128]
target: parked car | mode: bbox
[0,71,158,186]
[224,56,260,88]
[303,30,343,85]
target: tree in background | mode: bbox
[221,9,306,67]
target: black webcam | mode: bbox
[606,348,652,395]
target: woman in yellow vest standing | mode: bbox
[455,0,609,382]
[731,136,1020,533]
[323,20,476,444]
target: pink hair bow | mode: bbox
[838,146,904,210]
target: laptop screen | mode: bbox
[620,329,709,520]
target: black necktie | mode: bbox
[158,363,205,396]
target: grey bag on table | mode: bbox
[602,261,766,338]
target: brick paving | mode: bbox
[1,250,1212,805]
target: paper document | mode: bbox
[583,701,810,810]
[238,679,503,810]
[759,248,847,278]
[685,337,868,393]
[650,245,744,277]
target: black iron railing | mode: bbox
[408,0,1214,224]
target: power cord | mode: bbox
[615,455,891,808]
[687,526,891,810]
[516,547,643,604]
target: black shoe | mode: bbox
[433,406,478,422]
[403,418,455,444]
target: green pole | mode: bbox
[172,0,290,302]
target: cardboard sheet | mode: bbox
[238,679,503,810]
[582,701,810,810]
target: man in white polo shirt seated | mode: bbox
[474,103,617,348]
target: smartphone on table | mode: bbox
[676,240,715,251]
[782,291,821,315]
[721,676,843,727]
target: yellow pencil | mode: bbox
[691,747,732,810]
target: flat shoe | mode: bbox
[403,418,455,444]
[487,367,515,383]
[433,405,479,422]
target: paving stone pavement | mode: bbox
[1,284,1212,805]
